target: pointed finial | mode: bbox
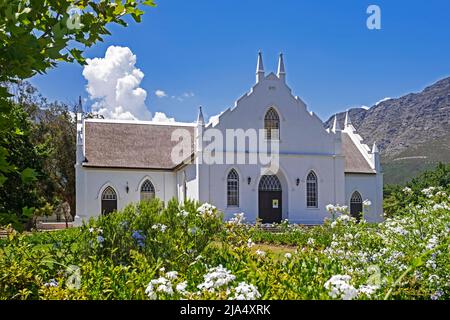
[197,106,205,125]
[277,52,286,81]
[372,142,379,153]
[332,114,341,132]
[77,96,83,113]
[256,50,265,83]
[344,110,352,127]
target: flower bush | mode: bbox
[0,182,448,300]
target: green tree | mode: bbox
[0,99,50,230]
[0,0,155,185]
[384,163,450,217]
[0,0,154,228]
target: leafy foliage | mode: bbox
[0,0,154,224]
[0,101,51,230]
[0,190,448,300]
[384,163,450,217]
[0,82,79,229]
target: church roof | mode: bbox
[342,132,376,174]
[83,121,194,170]
[83,121,375,174]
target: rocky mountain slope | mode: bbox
[325,77,450,184]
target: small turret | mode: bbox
[332,114,341,133]
[277,52,286,82]
[344,110,352,127]
[197,105,205,126]
[372,142,379,154]
[256,50,265,83]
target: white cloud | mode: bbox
[82,45,152,120]
[152,112,175,123]
[169,91,195,102]
[182,92,195,98]
[155,90,167,98]
[375,97,391,106]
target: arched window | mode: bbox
[101,186,117,215]
[350,191,363,221]
[227,169,239,207]
[264,108,280,140]
[306,171,318,208]
[140,179,155,202]
[259,175,282,191]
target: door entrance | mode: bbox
[258,175,282,223]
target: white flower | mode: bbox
[44,279,58,288]
[307,238,315,245]
[176,281,188,295]
[165,271,178,280]
[247,238,255,248]
[197,265,236,293]
[88,227,94,233]
[231,282,261,300]
[326,204,336,213]
[324,275,358,300]
[152,223,167,232]
[402,187,412,194]
[426,236,439,250]
[156,283,174,295]
[431,290,444,300]
[228,212,246,225]
[178,210,189,217]
[358,284,379,297]
[197,203,217,218]
[284,253,292,259]
[421,187,436,198]
[145,275,176,299]
[363,199,372,207]
[255,250,266,257]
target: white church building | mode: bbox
[75,52,383,224]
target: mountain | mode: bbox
[325,77,450,185]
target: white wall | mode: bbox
[344,173,383,222]
[76,167,177,221]
[197,154,345,224]
[196,73,347,224]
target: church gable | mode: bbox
[207,52,336,155]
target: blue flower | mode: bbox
[97,235,105,243]
[132,230,146,248]
[132,230,145,240]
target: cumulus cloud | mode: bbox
[82,46,152,120]
[155,90,167,98]
[152,112,175,123]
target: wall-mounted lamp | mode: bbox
[125,182,129,193]
[296,178,300,186]
[247,177,251,185]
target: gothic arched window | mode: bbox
[140,179,155,202]
[227,169,239,207]
[264,108,280,140]
[350,191,363,221]
[101,186,117,215]
[306,171,318,208]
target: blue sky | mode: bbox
[31,0,450,122]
